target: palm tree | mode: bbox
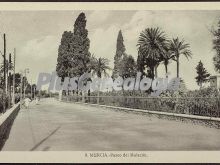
[137,27,168,79]
[161,49,174,77]
[89,55,111,104]
[169,37,192,78]
[89,56,111,78]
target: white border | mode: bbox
[0,2,220,163]
[0,2,219,11]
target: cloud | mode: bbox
[118,10,220,90]
[88,11,111,25]
[17,35,60,83]
[89,24,119,69]
[8,10,220,90]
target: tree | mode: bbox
[56,13,91,97]
[213,53,220,73]
[25,84,37,97]
[89,55,111,103]
[179,78,187,94]
[212,20,220,73]
[112,30,126,79]
[137,27,168,79]
[136,53,145,77]
[0,60,13,89]
[22,76,29,96]
[56,31,74,81]
[71,12,91,77]
[71,12,91,100]
[119,54,136,78]
[163,56,170,76]
[8,73,22,93]
[161,47,174,77]
[56,12,91,79]
[89,56,111,78]
[169,37,192,78]
[195,60,210,88]
[0,65,4,89]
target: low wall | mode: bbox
[0,103,20,150]
[62,100,220,129]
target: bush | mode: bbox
[67,87,220,117]
[182,87,219,117]
[0,89,10,114]
[156,87,220,117]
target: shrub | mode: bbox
[67,87,220,117]
[0,89,10,113]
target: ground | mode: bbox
[2,98,220,151]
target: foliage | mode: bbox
[56,31,74,80]
[39,90,51,98]
[0,89,10,113]
[179,78,187,94]
[71,12,91,76]
[58,15,217,118]
[89,55,111,78]
[0,60,14,88]
[119,54,137,78]
[112,30,126,79]
[84,86,219,117]
[161,49,174,75]
[136,53,146,76]
[212,20,220,73]
[195,60,210,88]
[137,27,168,79]
[169,37,192,77]
[8,73,22,90]
[56,12,91,81]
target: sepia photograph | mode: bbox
[0,3,220,162]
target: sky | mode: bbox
[0,10,220,90]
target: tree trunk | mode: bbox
[150,66,155,79]
[82,91,85,103]
[97,91,100,104]
[97,75,101,104]
[88,89,90,103]
[155,64,159,78]
[58,90,62,101]
[200,83,202,89]
[165,64,168,78]
[177,56,179,78]
[76,83,79,102]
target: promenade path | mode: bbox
[2,98,220,151]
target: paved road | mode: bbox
[2,98,220,151]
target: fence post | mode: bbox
[217,96,219,117]
[174,95,177,114]
[97,92,100,104]
[82,92,84,103]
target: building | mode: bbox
[210,75,220,89]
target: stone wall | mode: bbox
[0,103,20,150]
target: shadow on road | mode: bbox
[30,126,61,151]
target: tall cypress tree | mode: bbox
[195,60,210,88]
[71,12,91,77]
[56,31,73,81]
[56,12,91,80]
[112,30,126,79]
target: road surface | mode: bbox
[2,98,220,151]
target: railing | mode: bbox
[61,95,220,118]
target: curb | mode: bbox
[61,100,220,129]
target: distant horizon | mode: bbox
[0,10,220,90]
